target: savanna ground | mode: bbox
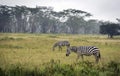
[0,33,120,76]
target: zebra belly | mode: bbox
[77,51,92,56]
[82,53,92,56]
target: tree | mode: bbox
[0,5,101,34]
[0,5,11,32]
[116,18,120,23]
[100,23,120,38]
[61,9,92,34]
[65,16,86,34]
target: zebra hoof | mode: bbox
[66,54,69,56]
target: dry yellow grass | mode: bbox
[0,33,120,69]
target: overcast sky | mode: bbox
[0,0,120,22]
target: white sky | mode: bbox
[0,0,120,22]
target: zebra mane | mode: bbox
[53,42,58,50]
[70,46,77,52]
[53,43,57,47]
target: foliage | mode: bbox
[0,60,120,76]
[100,23,120,38]
[0,5,100,34]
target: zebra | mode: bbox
[53,41,70,51]
[66,46,101,63]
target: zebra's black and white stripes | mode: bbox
[53,41,70,51]
[66,46,101,63]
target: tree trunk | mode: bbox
[108,34,113,38]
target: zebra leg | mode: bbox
[76,55,80,61]
[53,47,55,51]
[96,57,99,63]
[59,46,62,51]
[96,52,101,63]
[81,55,84,61]
[94,54,99,63]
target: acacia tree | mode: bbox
[0,5,11,32]
[100,23,120,38]
[116,18,120,23]
[0,5,102,34]
[61,9,92,34]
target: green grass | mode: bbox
[0,33,120,76]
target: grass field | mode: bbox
[0,33,120,76]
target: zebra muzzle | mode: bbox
[66,54,69,56]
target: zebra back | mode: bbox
[55,41,70,46]
[77,46,100,56]
[66,46,101,63]
[53,41,70,51]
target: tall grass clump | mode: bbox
[0,60,120,76]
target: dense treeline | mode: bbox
[0,5,101,34]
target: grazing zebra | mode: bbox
[66,46,101,63]
[53,41,70,51]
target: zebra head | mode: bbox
[66,47,71,56]
[66,46,77,56]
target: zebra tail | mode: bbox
[99,53,101,59]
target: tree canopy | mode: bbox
[100,23,120,38]
[0,5,102,34]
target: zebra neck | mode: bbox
[53,43,58,47]
[71,49,77,53]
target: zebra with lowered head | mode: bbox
[53,41,70,51]
[66,46,101,63]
